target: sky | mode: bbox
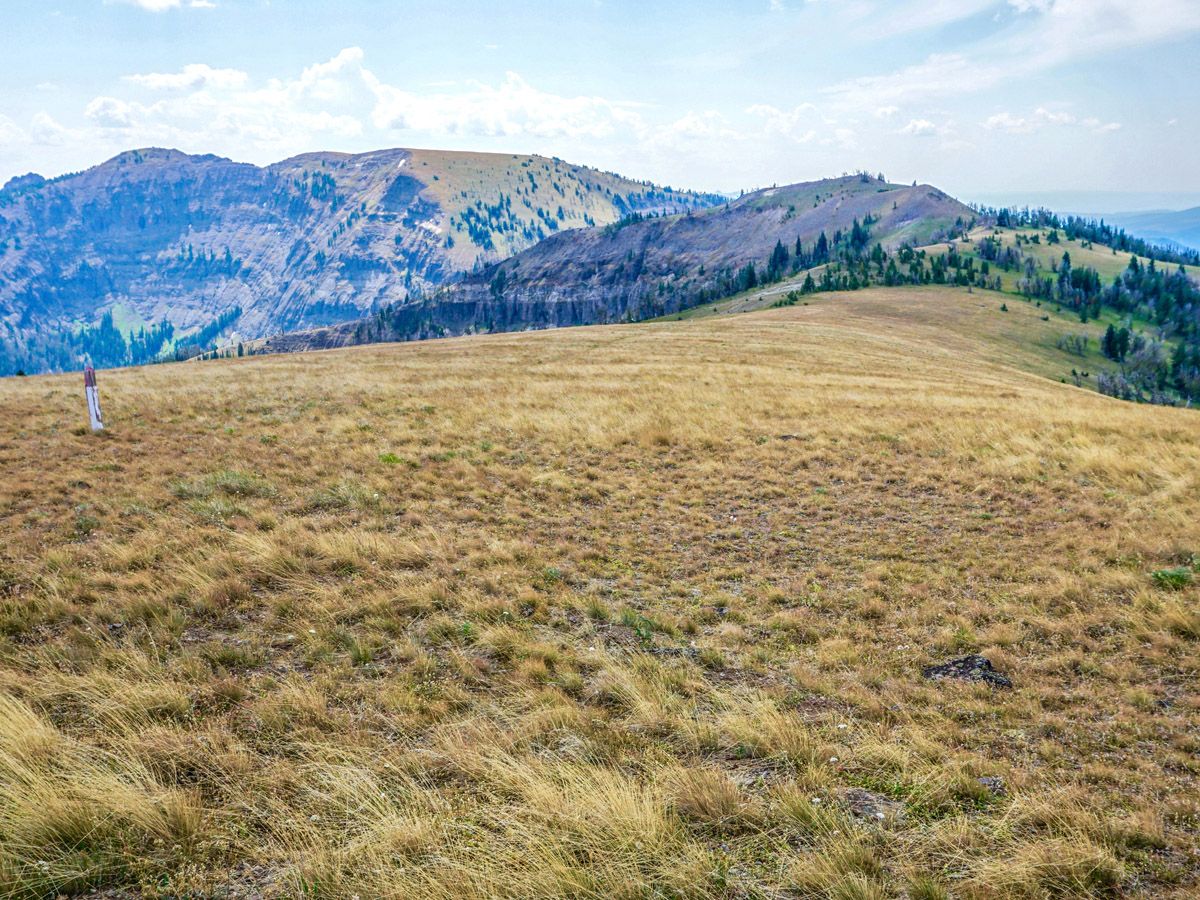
[1,0,1197,209]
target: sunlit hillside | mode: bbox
[935,226,1193,286]
[405,148,717,266]
[1,287,1198,898]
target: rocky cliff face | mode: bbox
[0,147,722,374]
[258,175,978,355]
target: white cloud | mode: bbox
[76,48,369,155]
[898,118,938,137]
[85,96,138,127]
[824,53,1005,111]
[65,48,666,165]
[984,106,1120,135]
[983,111,1032,133]
[1033,106,1074,126]
[1007,0,1053,11]
[831,127,857,150]
[746,103,821,143]
[59,47,655,163]
[823,0,1200,116]
[112,0,216,10]
[56,46,873,180]
[126,64,247,91]
[29,112,78,146]
[657,110,742,143]
[0,114,28,146]
[367,69,642,139]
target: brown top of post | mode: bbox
[84,366,96,388]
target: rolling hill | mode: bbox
[0,147,722,375]
[259,173,977,352]
[1,288,1197,897]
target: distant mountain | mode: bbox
[0,147,722,375]
[1093,208,1200,253]
[969,190,1200,214]
[259,174,977,354]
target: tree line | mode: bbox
[972,205,1200,268]
[0,307,243,377]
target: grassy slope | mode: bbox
[664,284,1117,387]
[945,227,1193,366]
[408,148,710,267]
[935,226,1193,288]
[1,293,1199,898]
[665,225,1196,393]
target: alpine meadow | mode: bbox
[1,2,1199,899]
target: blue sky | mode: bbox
[1,0,1197,208]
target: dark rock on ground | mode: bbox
[595,624,643,649]
[839,787,906,824]
[921,654,1013,689]
[977,776,1006,797]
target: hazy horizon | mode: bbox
[966,190,1200,215]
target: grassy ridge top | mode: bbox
[1,289,1198,897]
[270,146,721,268]
[669,275,1122,378]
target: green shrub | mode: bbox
[1152,567,1194,590]
[72,507,101,538]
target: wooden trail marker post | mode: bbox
[84,365,104,432]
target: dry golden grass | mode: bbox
[1,287,1197,897]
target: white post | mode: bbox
[84,365,104,431]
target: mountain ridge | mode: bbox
[256,173,978,354]
[0,146,723,375]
